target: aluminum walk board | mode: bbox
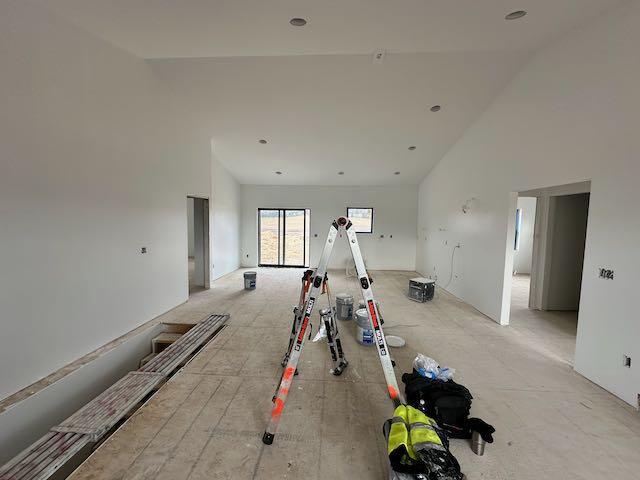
[0,432,90,480]
[139,313,229,376]
[51,372,164,441]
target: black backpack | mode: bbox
[402,370,473,439]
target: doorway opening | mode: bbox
[187,196,210,294]
[258,209,310,267]
[506,182,590,365]
[511,196,537,313]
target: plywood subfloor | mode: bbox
[69,269,640,480]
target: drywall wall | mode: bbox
[187,197,195,257]
[211,153,241,280]
[546,193,589,311]
[0,0,212,400]
[241,185,417,270]
[513,197,536,274]
[416,1,640,405]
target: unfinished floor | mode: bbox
[509,274,579,366]
[69,269,640,480]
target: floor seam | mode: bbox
[117,377,205,480]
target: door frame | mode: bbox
[501,181,591,324]
[188,196,210,291]
[258,208,308,268]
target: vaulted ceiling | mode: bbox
[33,0,624,185]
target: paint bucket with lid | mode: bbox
[354,308,374,346]
[335,293,354,320]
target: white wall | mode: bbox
[0,1,213,400]
[241,185,417,271]
[416,1,640,405]
[211,153,241,280]
[513,197,536,274]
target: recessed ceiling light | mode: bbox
[430,105,441,112]
[275,171,282,175]
[290,18,307,27]
[259,139,267,144]
[505,10,527,20]
[408,146,416,151]
[338,171,345,175]
[394,171,401,175]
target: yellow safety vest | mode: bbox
[388,405,445,472]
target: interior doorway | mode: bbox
[187,196,210,294]
[511,196,537,313]
[258,208,310,267]
[506,182,590,365]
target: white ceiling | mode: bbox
[151,52,524,185]
[32,0,622,58]
[33,0,624,185]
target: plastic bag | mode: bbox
[312,323,327,342]
[413,354,440,379]
[437,367,455,381]
[413,354,455,380]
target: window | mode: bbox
[514,208,522,251]
[258,209,310,267]
[347,207,374,233]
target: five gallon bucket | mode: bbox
[244,271,256,290]
[354,308,374,346]
[335,293,354,320]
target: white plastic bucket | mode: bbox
[354,308,374,346]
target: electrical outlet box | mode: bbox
[599,268,614,279]
[372,50,386,64]
[141,247,147,254]
[623,355,631,368]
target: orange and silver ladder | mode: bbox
[262,216,404,445]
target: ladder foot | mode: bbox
[331,360,349,376]
[262,432,275,445]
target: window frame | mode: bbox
[346,207,374,234]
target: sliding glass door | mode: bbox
[259,209,309,267]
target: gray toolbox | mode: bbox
[408,277,435,302]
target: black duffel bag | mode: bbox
[402,370,473,439]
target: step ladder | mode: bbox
[262,216,404,445]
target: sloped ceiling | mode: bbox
[32,0,624,184]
